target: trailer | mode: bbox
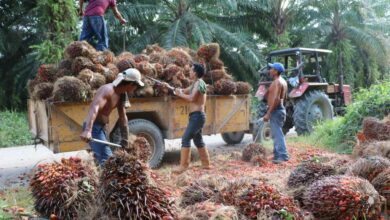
[28,95,251,168]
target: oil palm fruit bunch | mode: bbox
[241,143,266,162]
[302,175,382,220]
[99,150,177,219]
[237,181,302,219]
[288,161,336,188]
[30,157,98,219]
[347,156,390,181]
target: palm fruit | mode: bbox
[144,44,165,55]
[288,161,336,188]
[58,59,73,70]
[30,157,98,220]
[32,82,54,100]
[27,78,42,97]
[77,69,106,90]
[302,175,382,220]
[92,50,114,66]
[163,64,183,81]
[133,136,152,163]
[149,52,165,63]
[346,156,390,181]
[237,181,302,219]
[166,48,192,67]
[116,58,136,72]
[134,54,150,63]
[153,63,164,78]
[204,69,227,83]
[37,64,58,82]
[103,63,119,83]
[71,56,95,74]
[214,79,237,95]
[215,178,256,206]
[206,85,215,95]
[64,41,96,59]
[116,51,133,63]
[209,58,224,70]
[241,143,266,162]
[181,78,191,88]
[99,150,177,219]
[235,82,253,94]
[371,168,390,213]
[197,43,220,61]
[178,201,238,220]
[136,61,157,78]
[52,76,91,102]
[180,175,225,207]
[362,117,390,141]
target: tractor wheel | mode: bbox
[252,101,290,143]
[293,90,333,135]
[111,119,165,168]
[221,132,245,145]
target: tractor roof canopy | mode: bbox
[269,48,332,57]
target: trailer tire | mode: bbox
[222,132,245,145]
[109,119,165,168]
[293,90,333,135]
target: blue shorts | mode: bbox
[181,111,206,148]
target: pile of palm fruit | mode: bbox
[28,41,252,102]
[98,150,177,219]
[241,143,267,166]
[302,175,382,219]
[30,157,99,219]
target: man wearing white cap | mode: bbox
[80,68,144,165]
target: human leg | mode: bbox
[88,16,108,51]
[79,17,94,45]
[270,108,289,163]
[89,122,112,165]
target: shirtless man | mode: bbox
[263,62,289,164]
[166,63,211,174]
[80,68,144,165]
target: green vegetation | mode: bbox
[291,80,390,153]
[0,111,33,147]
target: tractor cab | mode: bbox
[266,48,332,84]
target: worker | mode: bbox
[80,68,144,165]
[263,62,289,164]
[165,63,211,174]
[79,0,127,51]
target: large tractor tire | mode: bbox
[111,119,165,168]
[221,132,245,145]
[293,90,333,135]
[252,101,290,143]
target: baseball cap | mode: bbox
[112,68,144,87]
[268,62,285,73]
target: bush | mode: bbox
[0,111,33,147]
[311,80,390,153]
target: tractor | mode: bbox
[254,48,352,142]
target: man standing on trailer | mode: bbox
[263,62,289,164]
[80,68,144,165]
[79,0,127,51]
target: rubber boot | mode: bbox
[173,148,191,174]
[197,147,211,169]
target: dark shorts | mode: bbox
[181,111,206,148]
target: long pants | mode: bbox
[270,106,289,160]
[79,16,108,51]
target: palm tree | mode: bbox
[299,0,390,87]
[105,0,264,83]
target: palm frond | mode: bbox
[161,17,189,48]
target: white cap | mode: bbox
[112,68,144,87]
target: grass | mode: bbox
[0,111,33,148]
[0,187,35,219]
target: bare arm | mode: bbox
[112,5,127,24]
[84,96,108,133]
[117,102,129,148]
[79,0,84,17]
[176,81,200,102]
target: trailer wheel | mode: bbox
[293,90,333,135]
[111,119,165,168]
[253,121,272,143]
[221,132,245,145]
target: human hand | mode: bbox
[120,139,129,148]
[80,130,91,142]
[79,9,84,17]
[263,113,270,122]
[120,18,127,25]
[174,88,181,95]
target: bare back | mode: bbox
[92,84,122,124]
